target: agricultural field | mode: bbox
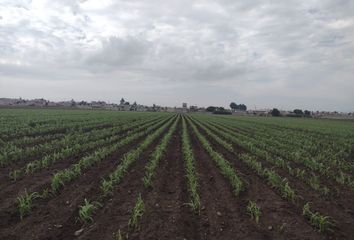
[0,108,354,240]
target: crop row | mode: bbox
[9,116,164,180]
[209,116,354,181]
[194,115,353,192]
[181,116,201,212]
[186,117,244,196]
[15,115,174,219]
[1,116,156,167]
[188,115,332,233]
[77,115,179,227]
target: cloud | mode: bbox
[86,36,152,71]
[0,0,353,111]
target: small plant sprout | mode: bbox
[247,201,261,224]
[101,178,113,196]
[142,175,152,188]
[115,229,125,240]
[9,169,21,181]
[129,194,145,230]
[40,188,51,199]
[78,199,101,223]
[17,190,39,220]
[302,202,332,233]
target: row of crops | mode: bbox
[0,108,353,239]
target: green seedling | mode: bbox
[128,194,145,230]
[78,199,101,223]
[247,201,261,224]
[17,190,39,220]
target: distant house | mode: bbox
[165,107,175,112]
[248,109,270,116]
[189,105,198,112]
[25,98,48,107]
[175,107,185,113]
[0,98,17,106]
[91,101,107,109]
[136,105,148,112]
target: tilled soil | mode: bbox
[0,119,170,239]
[188,123,322,240]
[0,118,351,240]
[193,119,353,240]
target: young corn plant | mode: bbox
[143,117,178,188]
[187,117,244,196]
[115,229,125,240]
[102,117,177,194]
[9,169,22,181]
[101,178,114,196]
[282,181,296,203]
[40,188,51,199]
[17,190,39,220]
[181,117,201,212]
[303,202,332,233]
[246,201,261,224]
[191,118,234,152]
[78,199,101,224]
[52,117,173,195]
[129,194,145,230]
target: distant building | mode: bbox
[189,105,198,112]
[165,107,176,112]
[248,109,270,116]
[182,103,188,113]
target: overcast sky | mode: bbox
[0,0,353,111]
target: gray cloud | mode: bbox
[0,0,353,111]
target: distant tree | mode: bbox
[206,106,216,112]
[120,98,125,105]
[124,101,130,105]
[293,109,303,115]
[270,108,280,117]
[239,104,247,111]
[304,110,311,116]
[230,102,237,112]
[230,102,247,111]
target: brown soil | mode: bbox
[129,120,199,240]
[194,119,354,239]
[189,122,322,240]
[0,117,351,240]
[0,119,171,239]
[0,117,152,173]
[0,117,167,209]
[212,120,354,209]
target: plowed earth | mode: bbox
[0,117,352,240]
